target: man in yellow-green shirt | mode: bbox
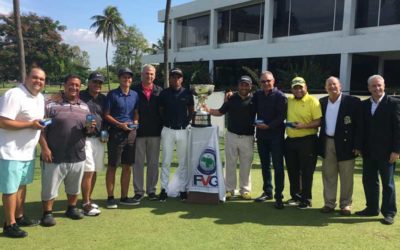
[285,77,321,209]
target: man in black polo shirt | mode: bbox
[253,71,287,209]
[158,68,194,202]
[205,75,256,200]
[79,72,107,216]
[132,65,163,203]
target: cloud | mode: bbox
[0,0,13,15]
[61,28,115,70]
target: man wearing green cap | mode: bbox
[285,77,322,209]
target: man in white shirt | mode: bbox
[318,76,362,215]
[0,68,46,238]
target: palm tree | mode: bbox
[90,6,125,90]
[13,0,26,83]
[163,0,171,88]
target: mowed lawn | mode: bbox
[0,147,399,249]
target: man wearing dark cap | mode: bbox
[252,71,287,209]
[205,75,256,200]
[158,68,194,202]
[104,68,139,208]
[79,72,107,216]
[285,77,321,209]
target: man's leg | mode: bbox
[133,137,146,196]
[225,131,239,195]
[160,127,175,193]
[2,193,17,226]
[121,165,131,198]
[175,129,189,192]
[270,135,285,201]
[284,138,300,200]
[322,138,339,209]
[362,159,380,213]
[238,135,254,196]
[257,139,273,196]
[146,137,161,195]
[82,172,94,204]
[379,161,397,218]
[106,167,117,197]
[338,158,355,209]
[298,136,317,204]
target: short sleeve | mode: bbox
[0,90,21,120]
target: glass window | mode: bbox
[355,0,379,28]
[380,0,400,26]
[273,0,344,37]
[217,3,264,44]
[177,15,210,48]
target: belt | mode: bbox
[325,134,334,139]
[165,125,186,130]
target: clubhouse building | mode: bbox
[143,0,400,93]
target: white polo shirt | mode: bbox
[0,84,44,161]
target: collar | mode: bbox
[118,87,132,96]
[141,82,154,91]
[328,93,342,104]
[370,93,385,104]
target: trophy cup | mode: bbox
[190,84,215,127]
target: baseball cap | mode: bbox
[238,75,252,85]
[118,68,133,77]
[88,72,105,82]
[291,77,306,88]
[169,68,183,77]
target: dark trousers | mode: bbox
[362,158,397,217]
[257,135,285,200]
[285,135,317,203]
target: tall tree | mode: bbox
[90,6,125,90]
[13,0,25,83]
[163,0,171,88]
[113,25,149,76]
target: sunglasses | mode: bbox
[260,79,273,84]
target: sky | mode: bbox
[0,0,193,69]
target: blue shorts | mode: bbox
[0,159,35,194]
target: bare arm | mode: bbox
[0,116,44,130]
[294,118,321,129]
[39,131,52,163]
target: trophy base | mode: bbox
[192,112,211,127]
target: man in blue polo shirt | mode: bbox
[158,68,194,202]
[253,71,287,209]
[104,68,139,208]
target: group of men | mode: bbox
[206,71,398,224]
[0,65,398,239]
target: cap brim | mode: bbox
[90,77,104,83]
[291,83,305,88]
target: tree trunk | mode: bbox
[163,0,171,88]
[106,36,110,91]
[13,0,26,83]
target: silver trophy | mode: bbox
[190,84,215,127]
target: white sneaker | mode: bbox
[83,203,101,216]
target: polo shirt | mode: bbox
[286,93,322,138]
[104,87,138,125]
[219,93,255,135]
[0,84,44,161]
[325,94,342,136]
[80,89,106,133]
[44,98,90,163]
[252,88,287,139]
[159,87,194,129]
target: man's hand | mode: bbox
[353,149,362,157]
[31,119,45,130]
[41,148,53,163]
[389,152,399,164]
[256,123,269,130]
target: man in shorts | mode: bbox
[0,68,46,238]
[80,72,107,216]
[104,68,139,208]
[39,74,95,227]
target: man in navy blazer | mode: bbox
[318,76,362,215]
[356,75,400,225]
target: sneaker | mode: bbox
[320,206,335,213]
[83,203,101,216]
[297,202,312,209]
[120,197,140,206]
[381,216,394,225]
[159,189,168,202]
[3,223,27,238]
[40,213,56,227]
[15,215,39,227]
[147,193,158,201]
[132,194,143,203]
[355,208,379,216]
[339,206,352,216]
[106,198,118,209]
[254,192,273,202]
[65,207,84,220]
[274,200,284,209]
[241,192,252,200]
[225,191,234,200]
[285,198,300,206]
[91,202,99,209]
[180,192,188,201]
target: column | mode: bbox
[340,53,352,93]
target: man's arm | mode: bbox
[39,131,52,163]
[104,111,131,131]
[293,118,321,129]
[389,98,400,163]
[0,116,44,130]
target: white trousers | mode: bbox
[160,127,189,193]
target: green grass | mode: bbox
[0,150,399,249]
